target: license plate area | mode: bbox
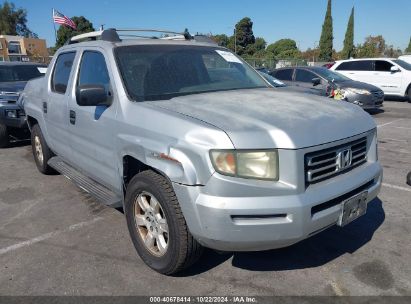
[338,191,368,227]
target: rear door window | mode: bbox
[51,52,76,94]
[273,69,293,81]
[336,60,373,71]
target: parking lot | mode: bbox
[0,100,410,296]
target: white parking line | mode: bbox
[382,183,411,193]
[377,119,403,128]
[391,126,411,130]
[0,217,102,256]
[330,281,344,296]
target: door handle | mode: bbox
[42,102,47,114]
[69,110,76,125]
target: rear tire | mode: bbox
[0,123,9,148]
[125,170,203,275]
[31,124,55,174]
[407,86,411,103]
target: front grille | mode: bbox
[305,137,368,184]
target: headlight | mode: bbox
[343,88,371,95]
[210,150,279,180]
[6,109,18,118]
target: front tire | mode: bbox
[125,170,203,275]
[31,124,55,174]
[0,123,9,148]
[407,86,411,103]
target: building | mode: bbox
[0,35,48,63]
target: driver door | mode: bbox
[294,69,326,96]
[67,48,120,192]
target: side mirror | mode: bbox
[312,77,321,86]
[390,66,400,73]
[76,84,111,106]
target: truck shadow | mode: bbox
[5,139,31,148]
[179,197,385,276]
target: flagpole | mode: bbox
[52,8,58,44]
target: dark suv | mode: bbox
[0,62,46,147]
[270,66,384,110]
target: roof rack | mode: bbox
[67,28,217,45]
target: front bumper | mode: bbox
[173,163,382,251]
[0,104,27,129]
[345,92,384,110]
[173,160,382,251]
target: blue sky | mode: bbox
[6,0,411,50]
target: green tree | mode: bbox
[318,0,333,61]
[356,35,386,58]
[384,45,402,58]
[254,37,267,51]
[55,16,95,48]
[212,34,229,47]
[0,1,37,37]
[234,17,255,54]
[341,7,354,59]
[266,39,300,59]
[405,37,411,54]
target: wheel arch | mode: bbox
[122,155,172,194]
[26,115,39,131]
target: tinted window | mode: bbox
[375,60,393,72]
[295,69,317,83]
[393,59,411,71]
[313,68,350,82]
[115,45,267,101]
[51,52,76,94]
[336,60,373,71]
[258,71,286,87]
[78,51,110,89]
[0,65,43,82]
[274,69,293,81]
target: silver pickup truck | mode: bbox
[22,29,382,275]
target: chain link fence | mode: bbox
[244,58,331,70]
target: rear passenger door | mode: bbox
[46,51,77,159]
[67,49,120,192]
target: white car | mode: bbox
[330,58,411,101]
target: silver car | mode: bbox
[22,29,382,275]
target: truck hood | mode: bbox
[152,88,376,149]
[0,81,26,103]
[0,81,26,93]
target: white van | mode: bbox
[398,55,411,65]
[330,58,411,100]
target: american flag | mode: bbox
[53,9,77,30]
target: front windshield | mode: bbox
[316,68,351,82]
[393,59,411,71]
[115,45,268,101]
[0,65,44,82]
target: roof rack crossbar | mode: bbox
[68,28,216,45]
